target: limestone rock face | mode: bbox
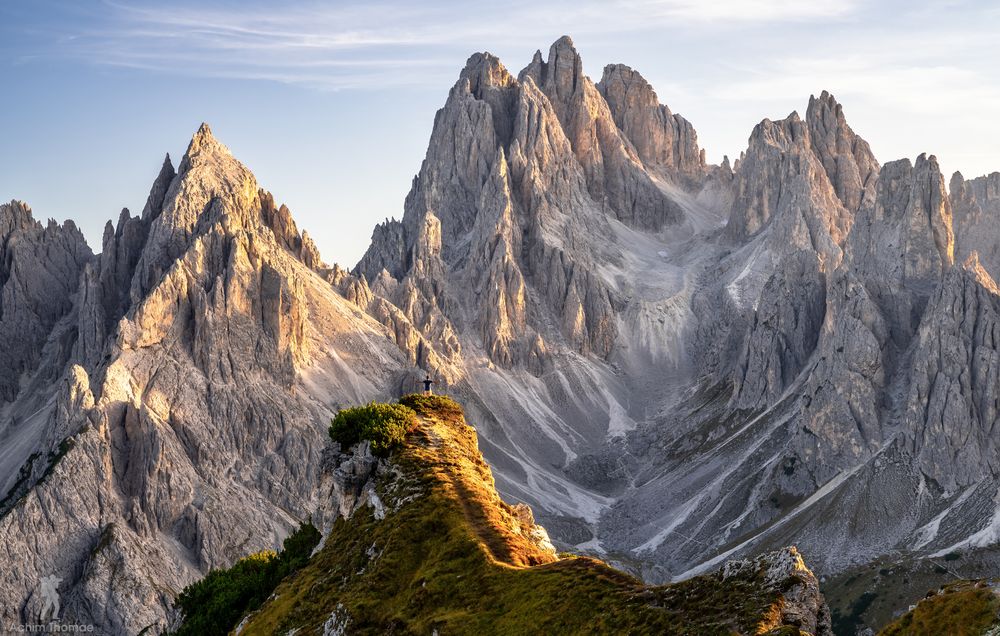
[312,442,383,536]
[597,63,706,183]
[0,201,93,402]
[726,111,852,270]
[806,91,879,212]
[842,155,954,351]
[520,36,685,231]
[731,250,826,410]
[950,170,1000,280]
[771,154,955,481]
[905,254,1000,492]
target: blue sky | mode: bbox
[2,0,1000,266]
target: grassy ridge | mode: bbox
[878,580,1000,635]
[235,395,815,635]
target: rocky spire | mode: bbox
[805,90,879,212]
[459,52,518,147]
[597,63,706,182]
[140,154,176,222]
[519,36,686,231]
[726,111,852,270]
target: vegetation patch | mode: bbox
[0,451,40,512]
[40,437,75,483]
[329,401,416,456]
[398,393,463,419]
[169,522,320,636]
[821,553,993,633]
[879,581,1000,635]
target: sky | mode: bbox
[2,0,1000,266]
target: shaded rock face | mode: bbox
[731,250,826,411]
[0,201,93,402]
[905,255,1000,492]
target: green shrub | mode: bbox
[329,402,415,456]
[398,394,463,419]
[170,522,320,636]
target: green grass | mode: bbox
[237,398,816,636]
[822,555,986,633]
[879,581,1000,635]
[168,522,320,635]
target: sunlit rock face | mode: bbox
[951,170,1000,280]
[5,35,1000,632]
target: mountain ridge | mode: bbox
[233,395,832,635]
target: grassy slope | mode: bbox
[878,581,1000,635]
[237,396,817,636]
[822,548,1000,634]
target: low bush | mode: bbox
[329,402,415,456]
[171,522,321,635]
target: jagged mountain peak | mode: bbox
[176,122,242,179]
[460,51,515,94]
[807,89,840,112]
[804,90,879,211]
[1,199,36,233]
[140,153,176,222]
[599,63,660,106]
[519,34,584,99]
[747,111,805,145]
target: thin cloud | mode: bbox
[621,0,862,22]
[22,0,871,90]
